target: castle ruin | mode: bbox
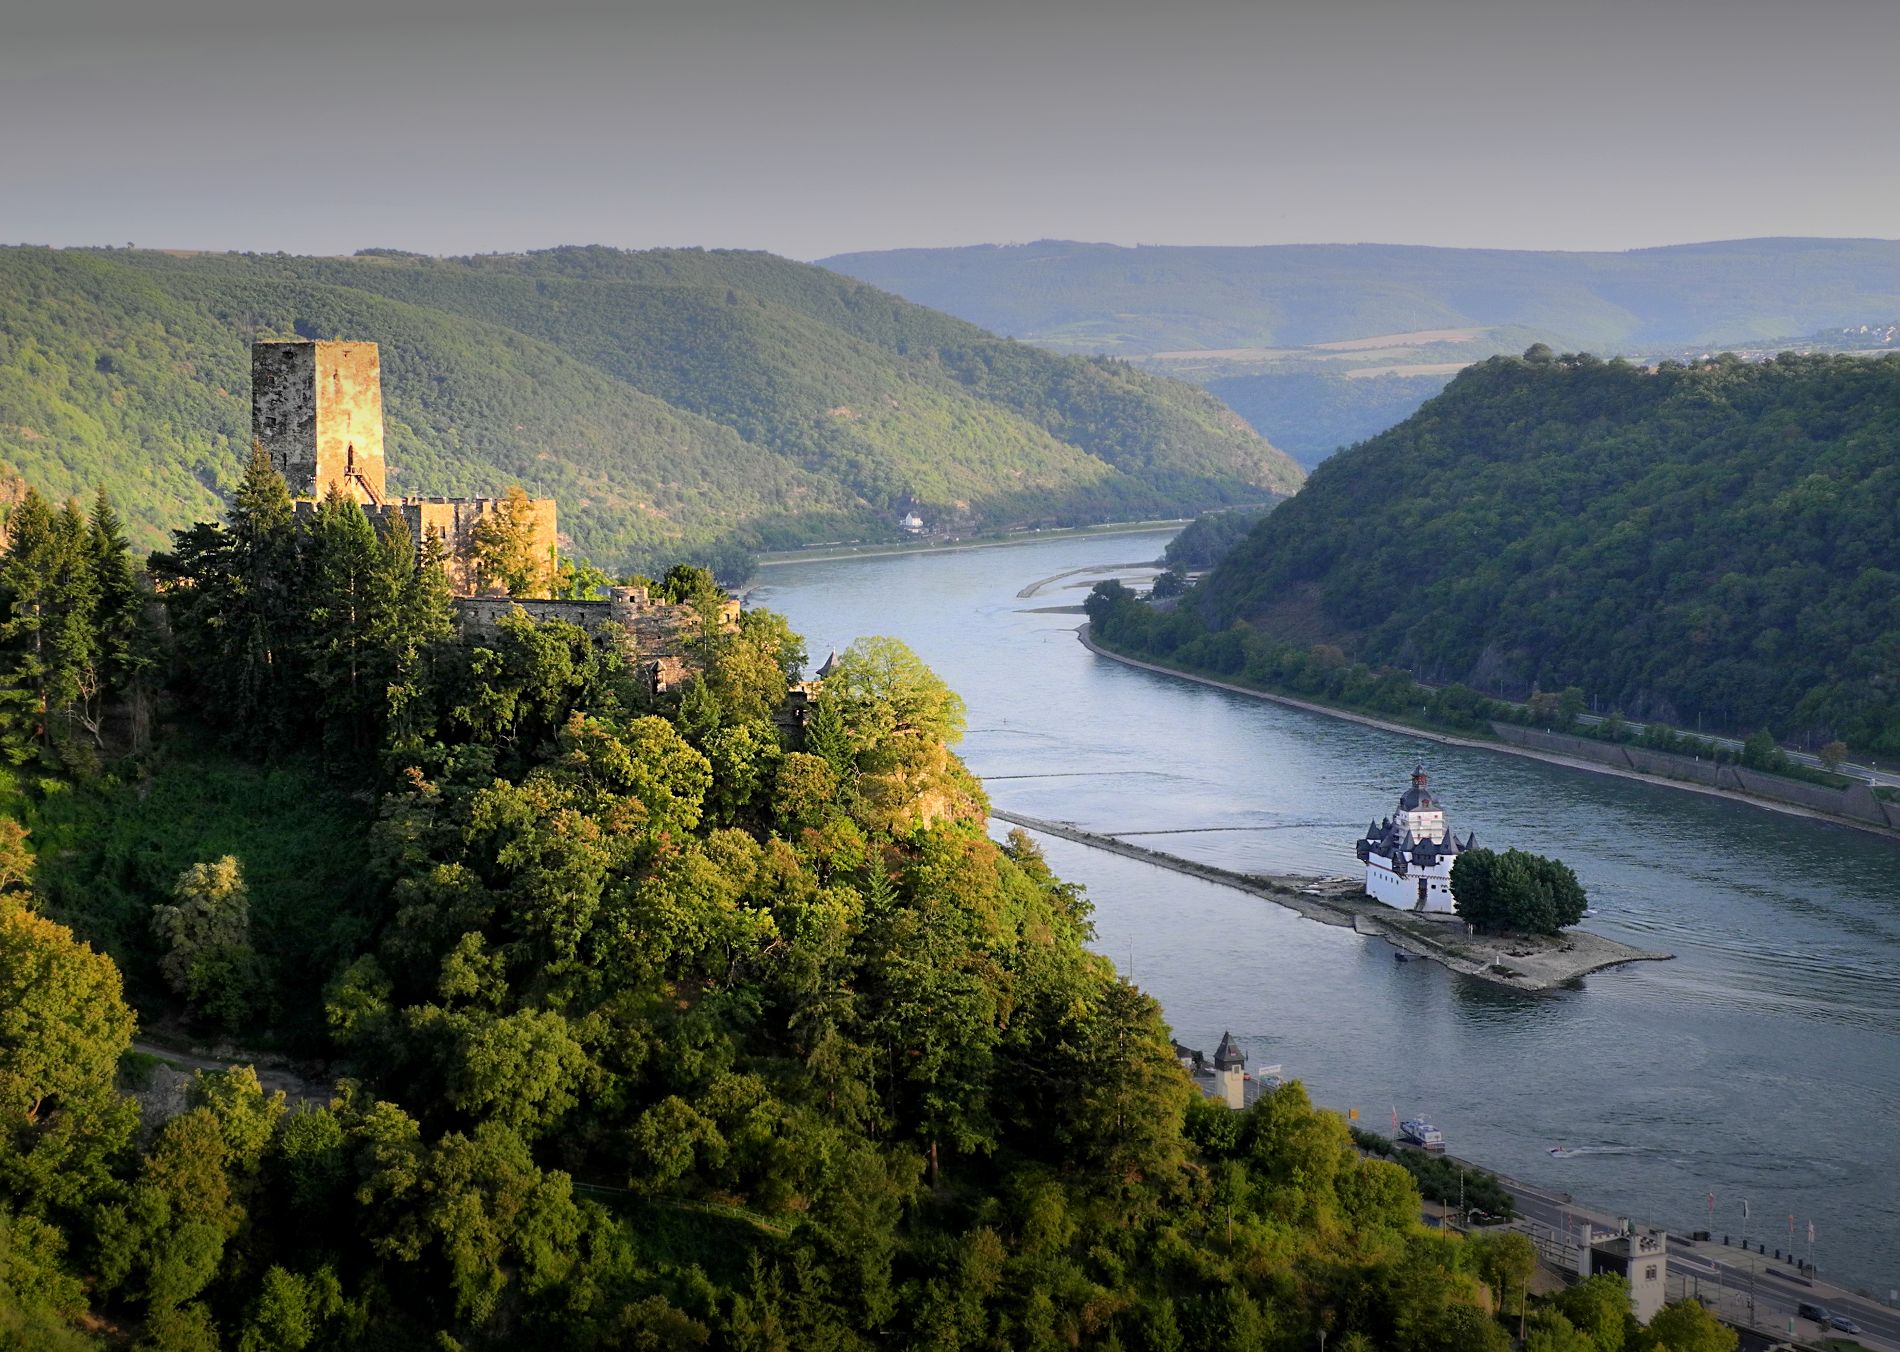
[252,339,558,595]
[252,337,734,692]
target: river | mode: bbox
[751,529,1900,1297]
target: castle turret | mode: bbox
[1213,1030,1246,1110]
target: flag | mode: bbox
[1705,1191,1715,1209]
[1743,1198,1750,1221]
[1809,1221,1816,1245]
[1349,1107,1359,1121]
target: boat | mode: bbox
[1550,1144,1580,1158]
[1400,1117,1446,1151]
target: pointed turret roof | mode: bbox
[1213,1031,1245,1071]
[816,650,837,678]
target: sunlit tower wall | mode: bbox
[251,340,387,504]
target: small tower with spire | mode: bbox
[1213,1031,1246,1109]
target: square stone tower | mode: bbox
[251,340,386,504]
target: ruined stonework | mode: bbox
[389,496,558,597]
[252,341,386,504]
[456,585,738,694]
[254,339,557,597]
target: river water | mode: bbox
[752,530,1900,1296]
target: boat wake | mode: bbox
[1549,1145,1642,1159]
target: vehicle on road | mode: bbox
[1796,1301,1829,1323]
[1828,1312,1863,1335]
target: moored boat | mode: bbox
[1400,1117,1446,1151]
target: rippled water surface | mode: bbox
[754,531,1900,1294]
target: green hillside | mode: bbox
[0,246,1301,573]
[821,237,1900,355]
[1153,349,1900,749]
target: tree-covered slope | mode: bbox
[0,245,1301,572]
[1190,349,1900,747]
[822,237,1900,355]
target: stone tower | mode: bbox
[251,340,386,504]
[1213,1031,1246,1110]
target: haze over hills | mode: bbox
[0,245,1301,572]
[1111,348,1900,750]
[822,238,1900,466]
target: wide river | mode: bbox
[753,529,1900,1296]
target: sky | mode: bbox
[6,0,1898,261]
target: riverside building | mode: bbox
[1355,766,1474,914]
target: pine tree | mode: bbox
[0,490,57,759]
[88,490,156,750]
[376,514,455,756]
[304,487,383,755]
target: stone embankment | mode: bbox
[991,810,1670,992]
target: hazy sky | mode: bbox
[6,0,1897,259]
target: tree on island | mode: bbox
[1451,847,1588,935]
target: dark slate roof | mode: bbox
[1398,784,1438,811]
[1214,1030,1245,1071]
[816,650,837,678]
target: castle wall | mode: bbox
[1365,854,1458,912]
[380,495,558,596]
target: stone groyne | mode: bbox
[990,809,1670,992]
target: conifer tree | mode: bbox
[304,487,384,755]
[0,490,57,759]
[88,490,156,749]
[376,514,455,755]
[210,445,303,746]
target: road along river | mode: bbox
[752,529,1900,1298]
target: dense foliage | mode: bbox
[1140,349,1900,752]
[1448,849,1588,936]
[0,246,1300,575]
[822,238,1900,355]
[0,466,1735,1349]
[1163,505,1274,571]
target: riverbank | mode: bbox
[991,809,1670,992]
[1078,625,1900,845]
[756,518,1189,568]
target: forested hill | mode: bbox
[0,245,1301,572]
[1186,349,1900,748]
[820,237,1900,355]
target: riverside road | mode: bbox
[1488,1169,1900,1349]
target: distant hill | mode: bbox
[0,246,1301,572]
[821,237,1900,355]
[1169,349,1900,749]
[822,238,1900,467]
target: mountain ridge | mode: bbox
[0,244,1301,572]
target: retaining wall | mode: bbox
[1490,723,1895,829]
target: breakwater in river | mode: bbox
[991,810,1670,991]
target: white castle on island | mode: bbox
[1355,766,1476,914]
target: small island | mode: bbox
[994,764,1670,991]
